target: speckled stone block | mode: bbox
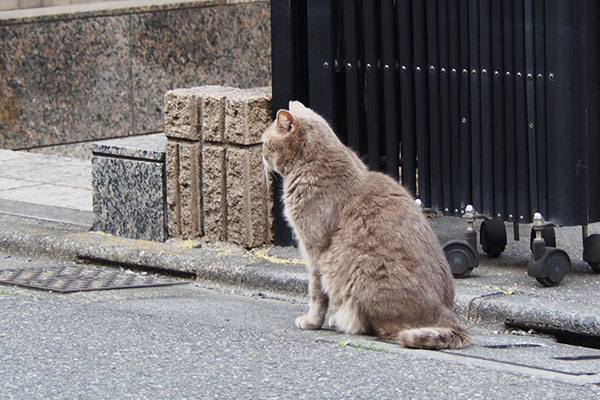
[202,144,226,241]
[166,142,181,237]
[92,157,166,242]
[92,134,167,242]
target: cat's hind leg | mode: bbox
[328,302,370,335]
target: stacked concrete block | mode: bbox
[164,86,273,248]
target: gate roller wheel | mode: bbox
[583,234,600,273]
[529,225,556,250]
[534,249,571,287]
[480,220,507,258]
[444,241,477,278]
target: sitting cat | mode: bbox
[261,101,472,350]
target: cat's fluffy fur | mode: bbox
[261,101,472,350]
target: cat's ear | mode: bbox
[276,109,296,133]
[288,101,307,113]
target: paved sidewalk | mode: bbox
[0,149,599,343]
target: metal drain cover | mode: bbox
[0,265,188,293]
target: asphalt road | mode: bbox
[1,254,599,399]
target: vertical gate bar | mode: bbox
[491,0,506,219]
[545,0,576,225]
[534,0,547,217]
[412,0,430,204]
[459,0,472,208]
[503,0,517,223]
[381,0,400,180]
[514,0,531,222]
[438,0,452,213]
[426,0,442,210]
[307,0,335,124]
[582,1,600,223]
[270,0,305,245]
[398,0,417,194]
[362,0,383,171]
[469,0,482,211]
[448,0,461,214]
[342,0,362,154]
[524,0,538,216]
[479,0,494,217]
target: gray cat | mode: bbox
[261,101,472,350]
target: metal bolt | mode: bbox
[471,69,477,76]
[519,216,525,221]
[517,72,522,79]
[323,61,329,69]
[527,73,533,80]
[441,67,447,74]
[429,65,435,72]
[537,73,543,80]
[509,214,513,220]
[482,69,487,76]
[416,66,421,73]
[462,69,468,75]
[529,122,535,129]
[549,73,555,81]
[454,209,459,214]
[366,63,372,70]
[444,208,449,213]
[494,70,500,77]
[346,62,352,70]
[384,64,390,71]
[497,213,502,218]
[451,68,457,75]
[506,71,511,78]
[415,199,423,208]
[461,117,467,124]
[401,65,407,72]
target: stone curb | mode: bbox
[0,214,598,339]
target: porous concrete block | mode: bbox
[224,87,272,145]
[202,144,227,241]
[225,146,271,247]
[177,142,202,238]
[163,89,201,141]
[166,141,181,237]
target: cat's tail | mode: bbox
[396,324,473,350]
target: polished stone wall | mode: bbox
[0,0,271,150]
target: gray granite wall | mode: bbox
[0,0,271,150]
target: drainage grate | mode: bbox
[0,265,188,293]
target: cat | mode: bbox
[261,101,472,350]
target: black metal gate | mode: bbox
[271,0,600,245]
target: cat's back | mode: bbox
[338,170,448,269]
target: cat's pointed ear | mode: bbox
[288,100,307,113]
[276,109,296,133]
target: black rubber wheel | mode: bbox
[480,220,507,258]
[583,234,600,273]
[444,241,477,278]
[534,249,571,287]
[529,225,556,250]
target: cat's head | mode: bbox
[261,101,337,175]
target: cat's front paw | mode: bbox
[295,314,323,330]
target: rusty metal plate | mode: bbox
[0,265,188,293]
